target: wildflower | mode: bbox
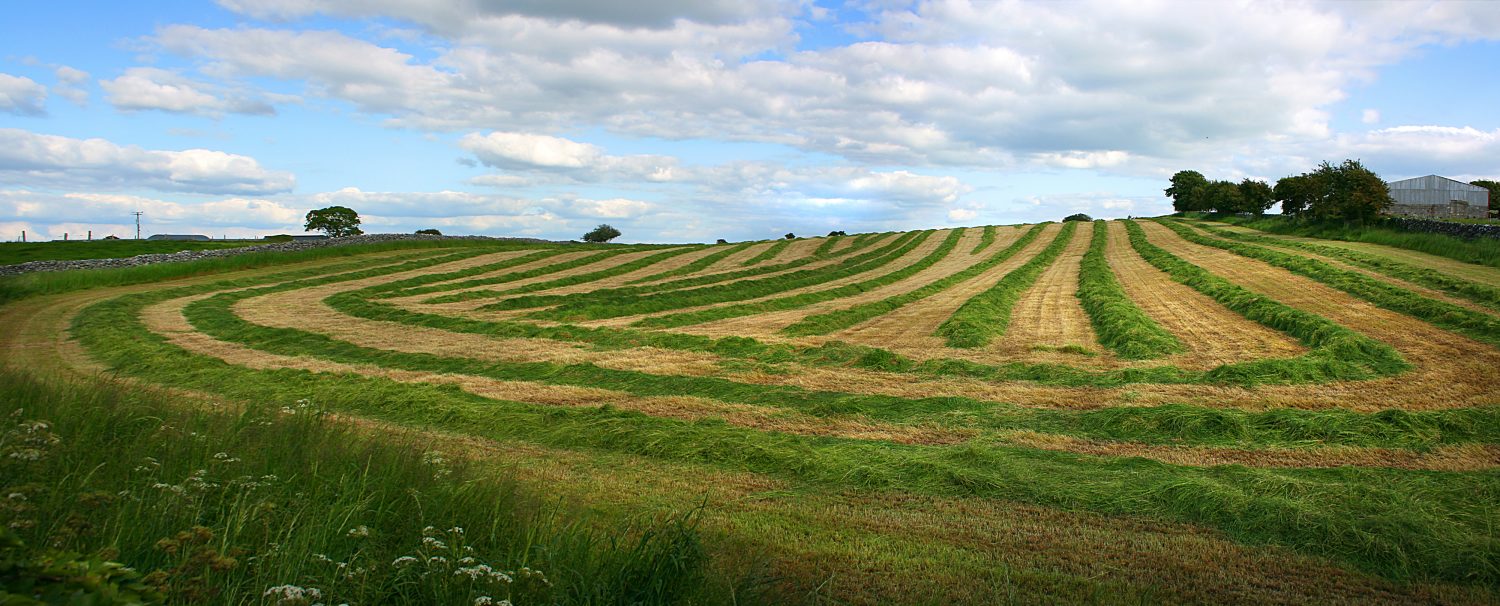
[262,584,322,605]
[422,537,447,550]
[458,556,477,565]
[474,598,493,606]
[212,452,240,463]
[392,556,418,567]
[427,556,448,565]
[448,526,464,535]
[346,525,370,538]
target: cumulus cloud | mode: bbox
[0,190,303,232]
[216,0,792,30]
[0,73,47,116]
[0,128,295,195]
[102,67,276,116]
[460,131,680,182]
[53,66,89,106]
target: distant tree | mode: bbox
[1471,179,1500,217]
[1274,175,1315,216]
[304,206,363,237]
[1062,213,1093,222]
[715,238,729,244]
[827,230,847,237]
[784,233,796,240]
[1165,170,1210,212]
[1305,160,1393,223]
[415,228,442,236]
[1236,179,1275,215]
[1197,181,1244,214]
[582,224,621,243]
[103,235,120,240]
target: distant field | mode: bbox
[0,238,263,265]
[2,219,1497,604]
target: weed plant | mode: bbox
[1076,221,1182,358]
[938,221,1078,347]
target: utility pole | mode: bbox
[132,211,144,240]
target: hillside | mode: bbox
[2,218,1497,604]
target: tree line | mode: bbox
[1166,159,1394,222]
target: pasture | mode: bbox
[2,218,1497,604]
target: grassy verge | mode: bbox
[633,229,963,329]
[937,221,1078,348]
[1124,220,1409,382]
[66,267,1500,586]
[1188,219,1500,312]
[627,242,753,284]
[0,367,729,605]
[1076,221,1183,359]
[1160,219,1500,348]
[782,224,1047,336]
[1216,215,1500,269]
[519,231,929,322]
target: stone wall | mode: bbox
[0,233,564,277]
[1383,217,1500,240]
[1386,203,1490,220]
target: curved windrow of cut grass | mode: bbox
[633,229,963,329]
[1215,214,1500,269]
[1159,219,1500,348]
[61,256,1500,587]
[782,224,1048,337]
[518,231,929,322]
[626,241,753,284]
[937,221,1078,348]
[972,225,999,254]
[417,246,702,303]
[1076,221,1183,359]
[1187,219,1500,312]
[741,239,792,266]
[1124,220,1409,381]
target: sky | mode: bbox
[1,1,1497,243]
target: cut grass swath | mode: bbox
[972,225,999,254]
[741,239,792,266]
[1076,220,1183,359]
[1215,214,1500,269]
[626,241,753,284]
[937,221,1078,348]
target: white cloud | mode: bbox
[1338,125,1500,177]
[102,67,275,116]
[0,190,303,232]
[564,197,652,219]
[0,73,47,116]
[53,66,89,106]
[460,131,602,169]
[215,0,791,29]
[0,129,296,195]
[1362,109,1380,125]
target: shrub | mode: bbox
[582,224,621,243]
[1063,213,1093,222]
[416,229,442,236]
[784,233,796,240]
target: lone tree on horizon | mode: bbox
[582,224,621,243]
[304,206,363,237]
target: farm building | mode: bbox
[146,234,211,241]
[1385,175,1491,219]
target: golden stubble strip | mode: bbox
[1103,221,1306,368]
[1135,220,1500,410]
[997,430,1499,472]
[1205,221,1500,288]
[992,219,1105,365]
[817,223,1061,363]
[579,229,956,329]
[392,248,683,307]
[677,228,989,338]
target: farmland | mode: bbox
[2,218,1498,604]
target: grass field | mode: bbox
[2,221,1497,604]
[0,239,267,265]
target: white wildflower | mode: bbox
[422,537,447,550]
[392,556,418,567]
[262,584,322,605]
[346,525,370,538]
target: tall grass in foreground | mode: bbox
[1075,221,1182,359]
[0,368,728,605]
[937,221,1078,348]
[1217,214,1500,269]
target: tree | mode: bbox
[1471,179,1500,217]
[304,206,363,237]
[1062,213,1093,222]
[582,224,621,243]
[415,228,442,236]
[1306,160,1392,222]
[1236,179,1275,214]
[827,230,847,237]
[1198,181,1244,214]
[1165,170,1209,212]
[784,233,796,240]
[1274,175,1315,216]
[715,238,729,244]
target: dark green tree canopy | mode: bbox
[1471,179,1499,215]
[304,206,363,237]
[1062,213,1093,222]
[1165,170,1209,212]
[1275,160,1392,222]
[415,228,442,236]
[1236,179,1275,215]
[582,224,621,243]
[784,233,796,240]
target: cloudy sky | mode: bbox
[2,1,1497,243]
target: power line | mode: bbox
[131,211,144,240]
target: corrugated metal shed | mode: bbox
[1387,175,1489,206]
[146,234,212,241]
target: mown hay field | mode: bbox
[3,218,1498,604]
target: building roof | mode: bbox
[1387,175,1487,192]
[146,234,212,241]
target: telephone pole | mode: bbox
[131,211,144,240]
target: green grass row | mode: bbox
[1076,221,1183,359]
[1215,214,1500,269]
[626,241,753,284]
[740,239,792,265]
[450,245,705,300]
[937,221,1079,348]
[1188,219,1500,312]
[1161,220,1500,348]
[518,231,929,322]
[66,261,1500,586]
[972,225,998,254]
[0,238,263,265]
[632,228,964,329]
[812,235,844,256]
[0,367,728,605]
[1124,221,1409,380]
[402,249,644,302]
[781,224,1048,336]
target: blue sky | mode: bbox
[2,1,1497,243]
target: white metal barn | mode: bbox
[1385,175,1491,219]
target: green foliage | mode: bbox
[972,225,998,254]
[0,239,258,266]
[1063,213,1093,222]
[304,206,364,237]
[1470,179,1499,215]
[937,222,1078,347]
[741,239,791,266]
[1237,178,1275,214]
[1159,219,1500,348]
[827,230,847,237]
[1277,160,1394,222]
[1166,170,1210,212]
[415,228,442,236]
[1220,214,1500,269]
[783,233,796,240]
[1,529,163,605]
[1274,175,1315,216]
[1075,221,1182,358]
[582,224,621,243]
[783,224,1047,336]
[628,242,753,284]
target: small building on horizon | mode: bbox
[1385,175,1490,219]
[147,234,212,241]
